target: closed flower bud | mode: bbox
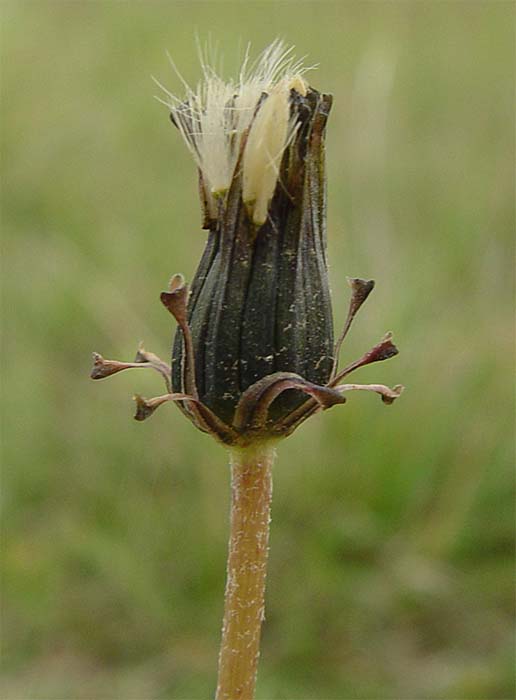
[92,41,402,447]
[167,53,334,427]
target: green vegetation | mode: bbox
[2,2,514,698]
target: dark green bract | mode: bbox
[172,89,335,427]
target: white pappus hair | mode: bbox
[155,39,312,226]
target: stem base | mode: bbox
[215,443,275,700]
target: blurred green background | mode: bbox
[2,2,514,698]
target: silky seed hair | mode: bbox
[155,39,312,225]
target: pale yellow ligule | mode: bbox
[242,84,291,226]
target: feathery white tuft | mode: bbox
[156,39,312,225]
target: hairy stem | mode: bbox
[215,443,276,700]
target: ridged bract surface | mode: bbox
[172,89,334,426]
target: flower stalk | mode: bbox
[216,443,275,700]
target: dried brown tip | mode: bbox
[363,331,399,363]
[134,394,158,421]
[160,273,198,399]
[347,277,375,314]
[133,392,191,421]
[90,352,141,380]
[331,332,399,386]
[160,273,188,325]
[331,278,376,379]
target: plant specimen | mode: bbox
[91,40,402,700]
